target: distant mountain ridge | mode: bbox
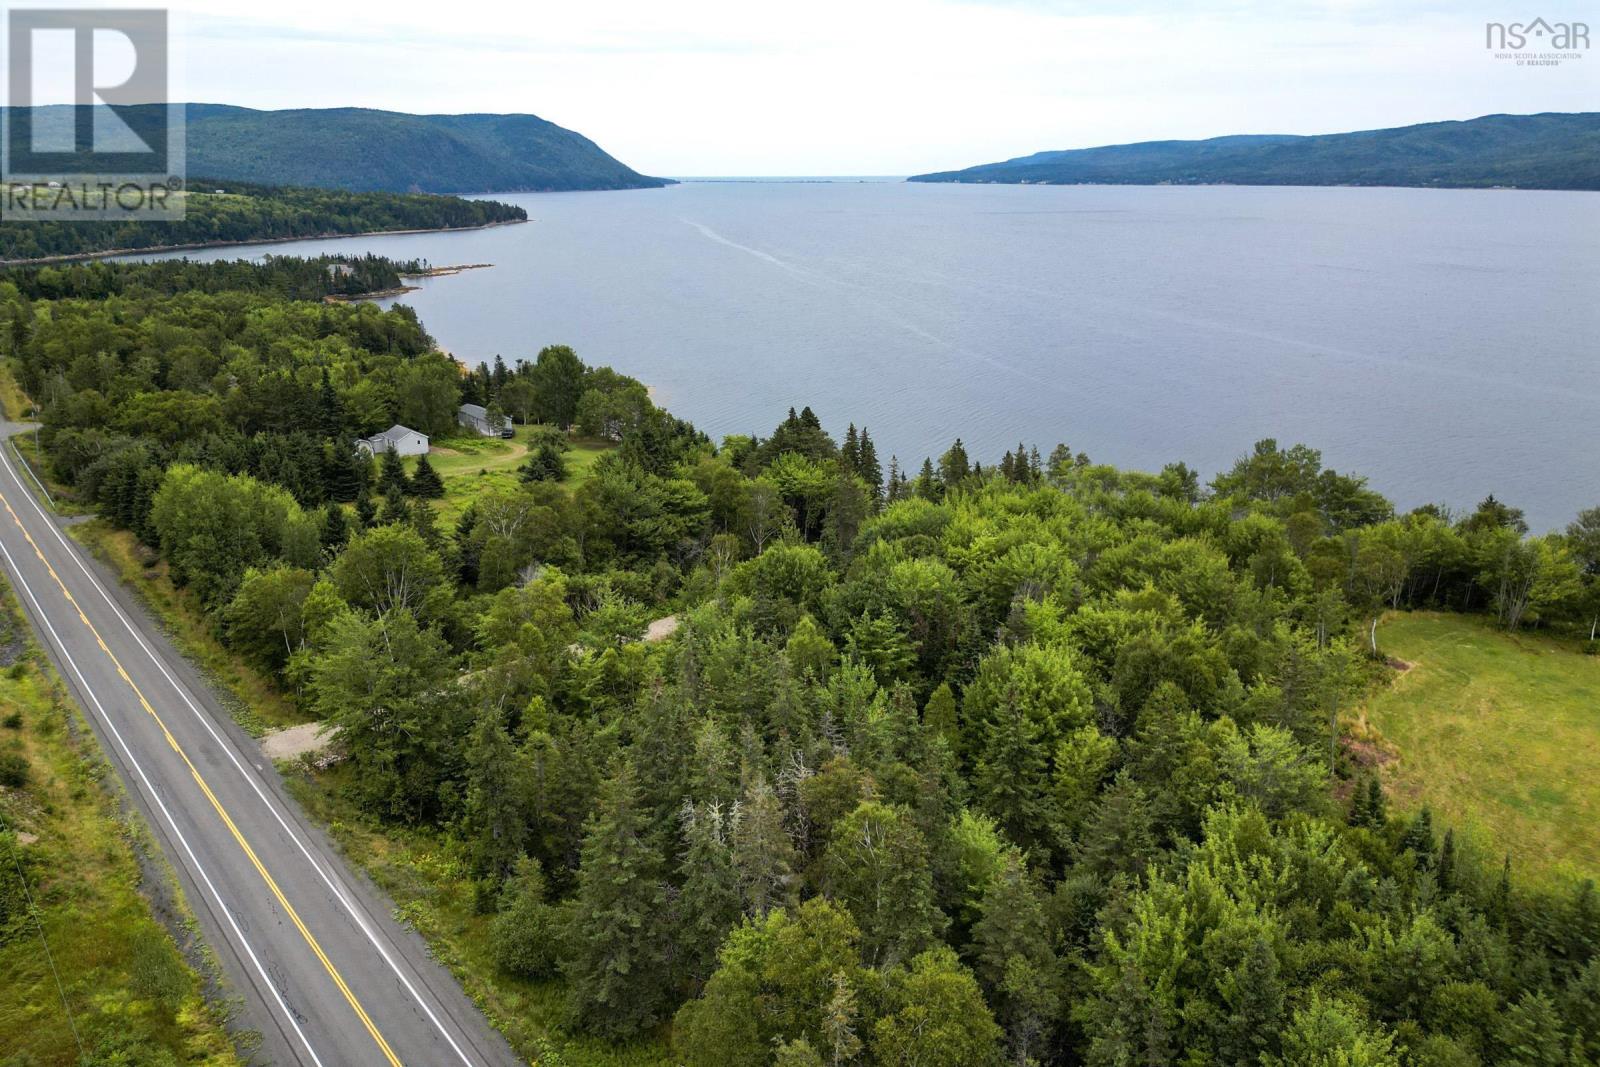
[6,103,670,194]
[909,113,1600,191]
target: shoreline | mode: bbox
[323,262,493,302]
[0,218,529,267]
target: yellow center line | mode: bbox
[1,489,403,1067]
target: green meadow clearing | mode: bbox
[1365,611,1600,885]
[406,423,613,523]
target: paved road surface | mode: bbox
[0,423,524,1067]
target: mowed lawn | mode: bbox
[1365,611,1600,885]
[408,424,613,523]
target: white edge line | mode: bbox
[0,445,480,1067]
[6,436,56,509]
[0,530,327,1067]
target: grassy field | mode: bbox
[412,424,613,524]
[1363,611,1600,885]
[0,578,238,1066]
[287,764,673,1067]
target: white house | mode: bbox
[355,424,429,457]
[457,403,510,438]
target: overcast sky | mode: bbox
[21,0,1600,175]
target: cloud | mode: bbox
[150,0,1598,174]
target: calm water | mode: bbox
[137,182,1600,530]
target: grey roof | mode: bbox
[458,403,488,419]
[368,424,424,445]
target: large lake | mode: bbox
[138,181,1599,531]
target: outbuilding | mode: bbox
[355,424,429,457]
[457,403,511,438]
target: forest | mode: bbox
[0,180,527,263]
[2,254,1599,1067]
[909,112,1600,192]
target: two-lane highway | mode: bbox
[0,423,524,1067]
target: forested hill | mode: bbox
[0,105,665,195]
[185,104,672,192]
[0,181,527,263]
[909,112,1600,190]
[2,103,670,194]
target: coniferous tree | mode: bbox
[1077,773,1157,881]
[319,502,350,553]
[915,458,940,501]
[378,487,410,526]
[857,429,882,508]
[972,852,1059,1063]
[732,778,797,920]
[1566,881,1600,975]
[1438,828,1458,894]
[409,453,445,498]
[490,857,561,979]
[1215,932,1285,1065]
[824,468,869,561]
[453,505,480,586]
[675,802,742,991]
[324,444,361,502]
[1402,807,1437,866]
[974,696,1058,863]
[316,369,345,439]
[1490,854,1514,929]
[460,366,486,406]
[821,971,864,1066]
[1047,443,1073,481]
[923,682,960,754]
[1366,776,1388,826]
[520,441,568,483]
[1497,991,1568,1066]
[1351,775,1387,827]
[688,717,738,807]
[377,447,408,498]
[354,489,376,529]
[565,759,671,1038]
[409,499,444,550]
[463,706,531,879]
[939,438,971,486]
[351,450,374,496]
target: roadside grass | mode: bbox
[412,424,613,525]
[1363,610,1600,886]
[0,363,92,519]
[285,764,673,1067]
[0,576,238,1066]
[0,359,30,420]
[70,521,305,734]
[7,431,93,519]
